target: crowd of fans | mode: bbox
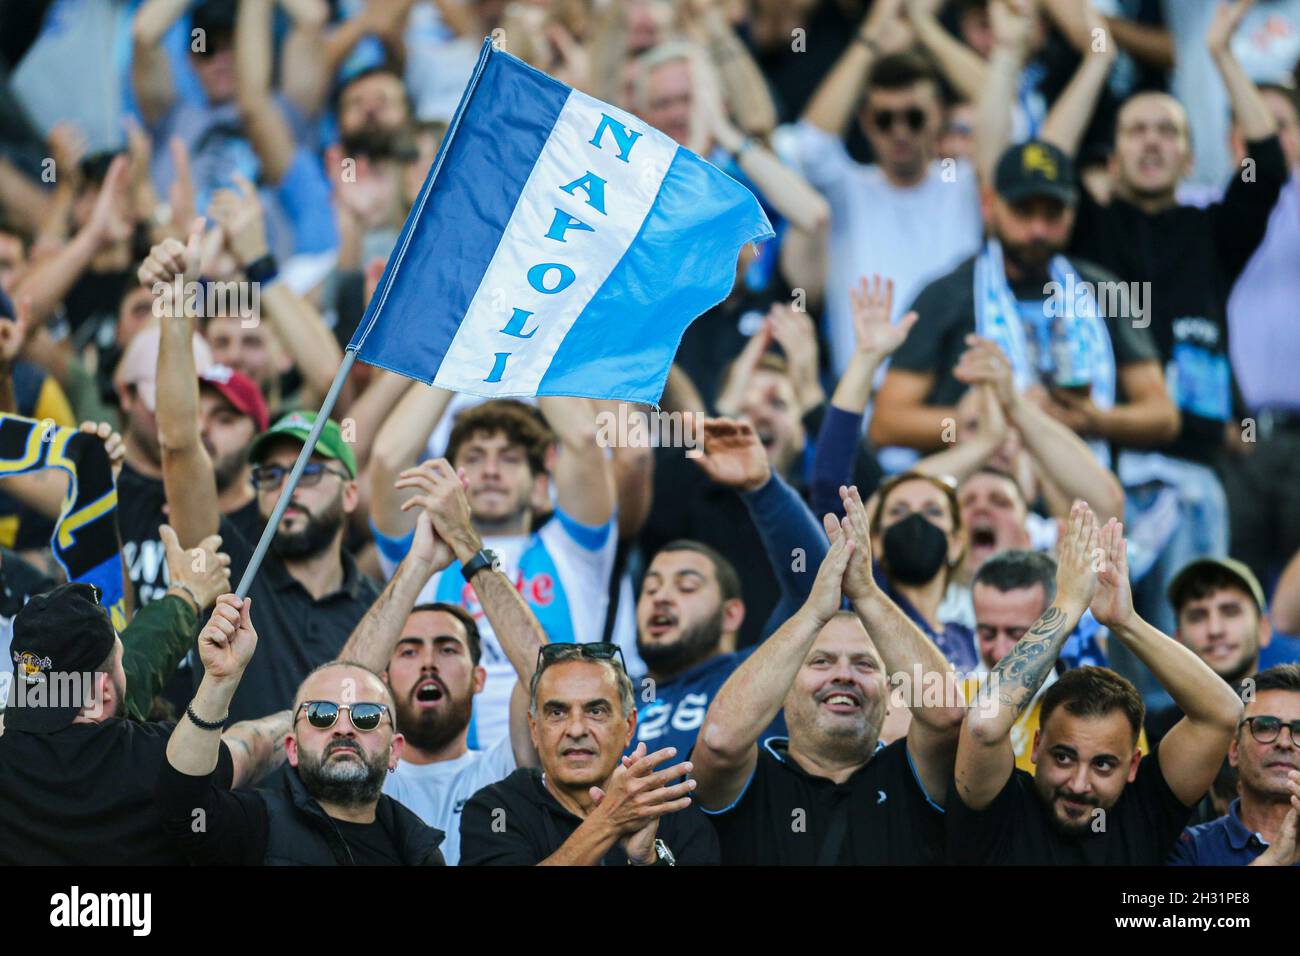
[1,0,1299,867]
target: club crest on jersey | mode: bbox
[13,650,53,685]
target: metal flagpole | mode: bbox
[234,349,358,598]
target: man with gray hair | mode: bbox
[458,643,719,865]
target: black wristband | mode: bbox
[186,702,227,731]
[244,253,279,286]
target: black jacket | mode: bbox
[459,767,719,865]
[260,765,445,866]
[157,758,446,865]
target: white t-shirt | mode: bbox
[383,732,516,865]
[788,121,983,376]
[375,511,617,751]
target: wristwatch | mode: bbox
[629,839,676,866]
[460,548,501,582]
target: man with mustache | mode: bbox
[949,506,1244,864]
[1170,664,1300,866]
[337,458,551,864]
[691,486,966,864]
[158,592,444,865]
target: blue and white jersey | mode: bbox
[634,650,786,759]
[376,510,616,750]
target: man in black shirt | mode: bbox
[0,582,283,865]
[460,643,717,865]
[158,594,444,865]
[692,486,965,865]
[876,139,1179,456]
[949,504,1244,864]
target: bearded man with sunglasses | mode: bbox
[459,643,719,865]
[158,593,445,865]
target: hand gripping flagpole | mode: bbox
[232,39,497,599]
[234,350,357,599]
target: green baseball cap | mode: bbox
[249,410,357,478]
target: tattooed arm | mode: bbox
[954,503,1100,809]
[223,709,292,789]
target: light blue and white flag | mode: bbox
[349,39,774,405]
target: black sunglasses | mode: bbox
[296,700,391,732]
[536,642,628,673]
[251,462,349,491]
[1240,715,1300,745]
[872,107,927,133]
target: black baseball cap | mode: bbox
[994,140,1078,206]
[5,583,119,734]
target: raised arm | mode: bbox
[130,0,187,127]
[1039,4,1118,159]
[210,176,345,406]
[838,484,965,797]
[121,524,231,721]
[139,220,222,546]
[1088,519,1244,805]
[954,502,1100,809]
[277,0,332,118]
[905,0,990,103]
[691,0,778,137]
[13,156,131,327]
[693,528,856,809]
[368,381,454,538]
[975,0,1034,184]
[166,594,289,788]
[1039,0,1173,70]
[394,457,551,767]
[1208,0,1278,143]
[235,0,297,184]
[802,0,912,137]
[537,396,615,528]
[1272,547,1300,635]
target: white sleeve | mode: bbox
[792,120,856,203]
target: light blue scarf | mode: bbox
[974,239,1117,463]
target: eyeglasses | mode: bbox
[1240,715,1300,745]
[872,107,927,133]
[536,642,628,673]
[295,700,392,732]
[251,462,349,491]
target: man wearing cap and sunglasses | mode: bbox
[158,591,445,865]
[459,641,719,865]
